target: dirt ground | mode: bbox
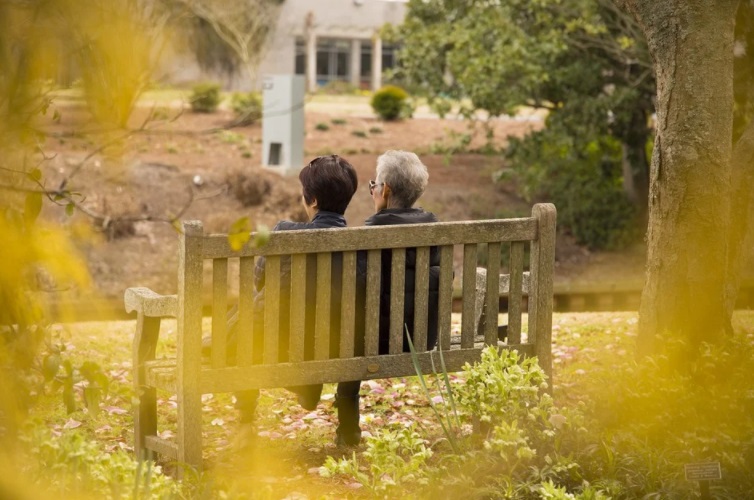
[37,102,647,305]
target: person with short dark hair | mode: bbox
[231,154,359,424]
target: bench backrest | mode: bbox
[176,203,555,386]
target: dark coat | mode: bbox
[253,211,347,362]
[358,208,441,354]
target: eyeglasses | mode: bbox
[368,180,384,195]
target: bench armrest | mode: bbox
[125,287,178,318]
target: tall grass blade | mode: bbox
[405,325,459,453]
[437,343,462,429]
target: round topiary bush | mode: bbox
[190,82,222,113]
[371,85,409,121]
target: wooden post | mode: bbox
[132,313,161,460]
[528,204,556,385]
[176,221,204,474]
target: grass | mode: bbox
[9,310,754,497]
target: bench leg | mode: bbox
[177,388,203,475]
[133,315,160,461]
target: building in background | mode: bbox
[261,0,406,91]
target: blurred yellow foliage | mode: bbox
[0,0,151,467]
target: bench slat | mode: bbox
[461,244,478,348]
[196,345,536,393]
[389,248,407,354]
[508,242,525,344]
[413,246,430,352]
[438,245,453,350]
[484,243,501,345]
[315,252,332,360]
[211,258,228,369]
[364,249,381,356]
[201,218,538,258]
[340,251,356,358]
[264,256,281,364]
[237,257,255,366]
[144,436,179,461]
[289,254,307,362]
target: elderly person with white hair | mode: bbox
[335,150,441,447]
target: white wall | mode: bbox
[157,0,406,90]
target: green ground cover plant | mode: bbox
[3,312,753,498]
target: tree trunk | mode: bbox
[617,0,740,355]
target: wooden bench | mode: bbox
[124,203,556,473]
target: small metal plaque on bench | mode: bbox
[684,462,721,481]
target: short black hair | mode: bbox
[299,155,358,215]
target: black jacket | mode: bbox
[253,211,347,362]
[358,208,441,354]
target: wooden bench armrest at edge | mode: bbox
[126,286,177,461]
[124,287,178,318]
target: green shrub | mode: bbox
[430,97,454,118]
[331,118,347,125]
[371,85,410,121]
[351,130,367,138]
[190,82,221,113]
[230,91,262,125]
[502,126,639,250]
[315,122,330,131]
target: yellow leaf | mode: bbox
[228,217,253,251]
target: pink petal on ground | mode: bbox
[363,380,381,390]
[63,419,82,429]
[431,396,444,404]
[105,406,128,415]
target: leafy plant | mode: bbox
[230,91,262,126]
[23,427,183,498]
[371,85,410,121]
[502,124,639,250]
[190,82,222,113]
[315,122,330,131]
[321,423,432,493]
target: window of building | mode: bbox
[360,43,398,87]
[295,38,399,88]
[315,38,351,86]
